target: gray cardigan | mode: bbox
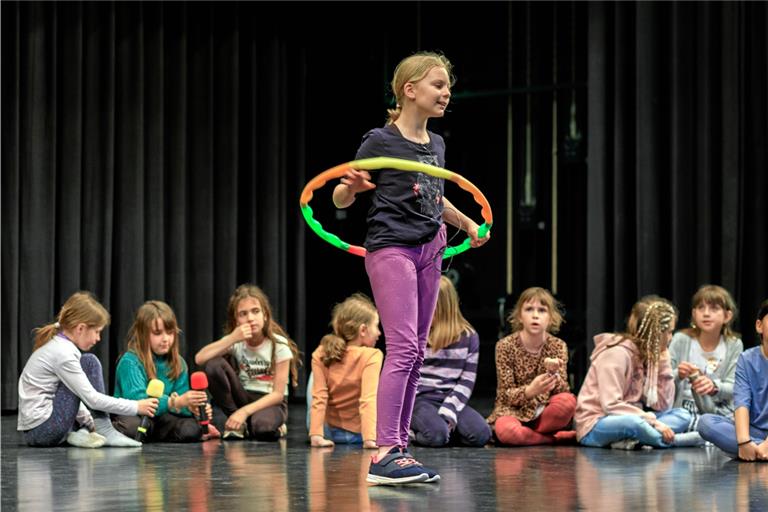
[668,331,743,417]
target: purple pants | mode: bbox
[365,225,446,447]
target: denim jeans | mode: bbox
[305,372,363,444]
[580,408,692,448]
[698,413,768,458]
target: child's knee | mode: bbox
[79,353,102,372]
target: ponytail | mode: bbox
[33,322,60,351]
[320,334,348,366]
[386,104,402,125]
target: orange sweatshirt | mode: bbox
[309,345,383,442]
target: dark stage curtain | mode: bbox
[1,2,307,409]
[586,2,768,351]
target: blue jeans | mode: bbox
[698,413,768,458]
[580,408,692,448]
[305,373,364,445]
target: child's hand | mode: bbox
[205,403,214,421]
[363,440,378,449]
[739,441,760,461]
[757,439,768,460]
[228,324,254,343]
[341,169,376,194]
[691,375,717,396]
[182,390,208,410]
[653,420,675,444]
[310,435,334,448]
[525,373,558,398]
[677,362,699,380]
[467,221,490,248]
[225,409,248,431]
[137,398,159,417]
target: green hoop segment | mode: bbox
[300,157,492,258]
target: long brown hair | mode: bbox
[429,276,475,351]
[320,293,378,366]
[123,300,184,380]
[507,287,564,335]
[33,291,110,350]
[225,284,302,387]
[682,284,740,340]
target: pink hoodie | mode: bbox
[574,333,675,441]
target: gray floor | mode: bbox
[2,405,767,511]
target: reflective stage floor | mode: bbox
[2,404,767,511]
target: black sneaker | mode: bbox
[402,449,440,483]
[367,447,429,485]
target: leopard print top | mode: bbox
[487,332,570,424]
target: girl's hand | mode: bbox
[757,439,768,460]
[228,324,253,343]
[677,362,699,380]
[205,403,214,421]
[137,398,159,417]
[225,408,248,431]
[691,375,717,396]
[467,221,490,248]
[739,441,760,461]
[340,169,376,194]
[363,440,378,449]
[653,420,675,444]
[181,390,208,410]
[202,423,221,441]
[525,373,558,398]
[310,435,334,448]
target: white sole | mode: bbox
[366,473,430,485]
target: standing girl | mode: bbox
[17,291,157,447]
[332,51,489,485]
[411,276,491,447]
[575,296,692,449]
[698,300,768,460]
[487,287,576,446]
[113,300,219,442]
[308,293,383,448]
[195,284,301,441]
[669,285,743,445]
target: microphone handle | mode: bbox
[136,415,152,442]
[198,403,209,433]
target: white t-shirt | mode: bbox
[230,334,293,396]
[682,337,727,402]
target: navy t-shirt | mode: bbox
[354,124,446,252]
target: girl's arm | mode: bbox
[308,357,329,440]
[194,327,246,366]
[735,406,759,460]
[442,196,489,248]
[56,354,138,416]
[439,332,480,425]
[225,359,290,431]
[495,340,532,408]
[115,356,168,415]
[710,339,743,403]
[651,351,676,411]
[552,340,571,394]
[333,169,375,208]
[359,350,383,446]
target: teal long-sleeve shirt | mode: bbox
[114,351,193,417]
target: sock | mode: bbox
[94,417,143,447]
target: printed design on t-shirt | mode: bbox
[412,153,442,217]
[703,357,721,376]
[239,358,274,382]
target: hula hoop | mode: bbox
[300,157,492,258]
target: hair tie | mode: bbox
[54,321,61,329]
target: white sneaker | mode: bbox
[610,438,639,451]
[67,428,106,448]
[223,424,246,439]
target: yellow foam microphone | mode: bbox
[135,379,164,442]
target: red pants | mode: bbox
[494,392,576,446]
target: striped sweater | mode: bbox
[416,331,480,424]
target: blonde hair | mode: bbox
[429,276,475,351]
[507,287,564,335]
[622,295,678,364]
[225,284,302,387]
[33,291,110,350]
[123,300,184,381]
[386,51,455,125]
[683,284,739,340]
[320,293,378,366]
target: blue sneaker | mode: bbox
[367,447,429,485]
[402,449,440,483]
